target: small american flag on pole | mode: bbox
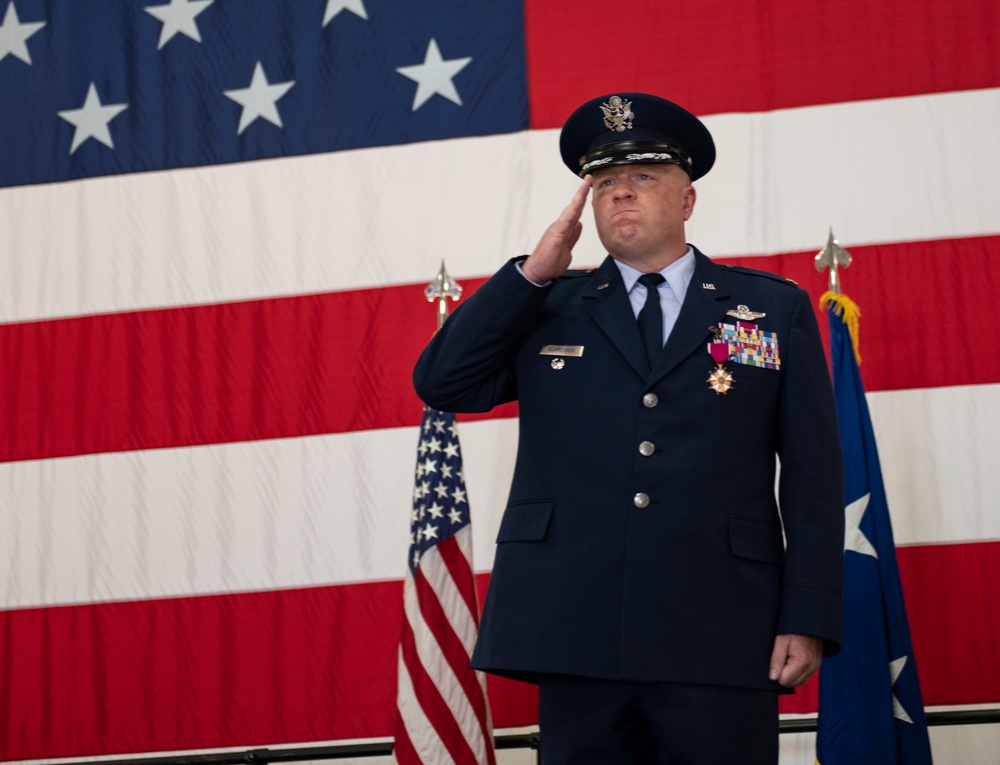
[392,405,496,764]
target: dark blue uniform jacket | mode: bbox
[413,248,844,691]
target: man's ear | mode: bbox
[683,185,697,221]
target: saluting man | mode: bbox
[414,93,844,764]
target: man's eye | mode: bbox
[638,174,651,181]
[600,179,615,187]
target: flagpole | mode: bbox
[816,229,861,365]
[424,260,462,330]
[814,227,852,295]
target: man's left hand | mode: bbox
[768,633,823,687]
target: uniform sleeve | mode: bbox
[775,288,845,655]
[413,258,551,413]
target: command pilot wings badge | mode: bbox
[726,304,766,321]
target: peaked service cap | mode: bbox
[559,92,715,181]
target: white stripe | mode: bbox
[2,383,997,610]
[869,383,1000,546]
[403,563,488,764]
[421,525,479,657]
[394,640,457,765]
[2,88,998,324]
[0,417,517,610]
[689,87,1000,258]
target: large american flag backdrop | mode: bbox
[1,0,997,761]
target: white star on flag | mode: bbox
[224,61,295,135]
[890,656,915,723]
[412,480,429,501]
[144,0,213,50]
[396,38,472,111]
[58,83,128,155]
[845,492,878,558]
[0,1,44,64]
[323,0,367,25]
[443,442,459,459]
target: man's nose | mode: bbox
[612,180,635,200]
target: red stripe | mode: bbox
[524,0,1000,125]
[417,544,490,726]
[0,582,403,760]
[390,720,421,765]
[414,560,493,760]
[896,540,1000,705]
[716,236,1000,394]
[2,235,997,463]
[0,283,434,463]
[1,540,995,759]
[414,560,495,764]
[399,612,480,765]
[437,533,481,628]
[779,539,1000,715]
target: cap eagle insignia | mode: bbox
[600,96,634,132]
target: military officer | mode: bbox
[413,93,844,764]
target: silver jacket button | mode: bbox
[633,493,650,508]
[638,441,655,456]
[642,393,659,408]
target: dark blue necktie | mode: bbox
[637,273,665,369]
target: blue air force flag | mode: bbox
[816,294,933,764]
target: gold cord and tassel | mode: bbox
[819,291,862,366]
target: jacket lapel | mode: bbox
[650,249,731,382]
[582,256,649,379]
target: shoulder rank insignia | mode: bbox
[726,304,766,321]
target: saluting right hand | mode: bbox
[521,176,592,284]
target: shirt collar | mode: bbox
[614,247,696,300]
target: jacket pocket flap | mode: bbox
[729,516,784,565]
[497,501,554,543]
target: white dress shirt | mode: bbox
[614,247,695,345]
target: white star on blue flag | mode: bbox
[0,0,526,187]
[409,407,470,572]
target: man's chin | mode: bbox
[596,223,643,255]
[610,226,642,249]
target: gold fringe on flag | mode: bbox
[819,291,862,365]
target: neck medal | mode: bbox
[707,340,734,395]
